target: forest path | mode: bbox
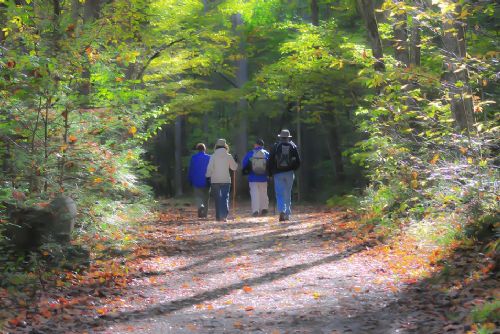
[94,205,413,334]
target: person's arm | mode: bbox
[267,145,276,176]
[242,151,251,175]
[293,144,301,170]
[228,154,238,171]
[205,156,214,178]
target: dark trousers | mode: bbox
[194,187,209,217]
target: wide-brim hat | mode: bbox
[215,138,227,147]
[277,129,292,138]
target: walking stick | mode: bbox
[232,169,236,218]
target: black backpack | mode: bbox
[275,142,297,170]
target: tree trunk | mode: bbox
[330,115,345,181]
[356,0,385,71]
[232,13,248,197]
[80,0,100,101]
[71,0,81,22]
[83,0,100,21]
[319,112,344,182]
[311,0,319,26]
[409,18,421,66]
[202,0,210,143]
[174,116,183,196]
[393,4,409,66]
[441,0,473,131]
[296,100,302,202]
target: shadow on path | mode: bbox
[99,241,374,324]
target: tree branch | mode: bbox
[216,71,238,88]
[136,38,186,81]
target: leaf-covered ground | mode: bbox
[1,204,497,333]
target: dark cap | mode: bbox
[255,138,264,146]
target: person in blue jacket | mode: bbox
[188,143,211,218]
[242,138,270,217]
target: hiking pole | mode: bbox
[232,169,236,218]
[270,176,276,215]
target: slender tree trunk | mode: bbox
[356,0,385,71]
[319,112,344,182]
[202,0,210,143]
[409,18,421,66]
[311,0,319,26]
[441,0,473,131]
[330,114,344,181]
[296,100,302,202]
[80,0,100,101]
[43,97,51,193]
[232,13,248,196]
[393,4,409,66]
[71,0,81,21]
[174,116,183,196]
[83,0,100,21]
[59,107,69,188]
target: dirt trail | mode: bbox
[93,207,410,334]
[4,205,495,333]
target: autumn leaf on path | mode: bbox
[242,285,253,293]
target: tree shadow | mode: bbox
[98,241,374,325]
[215,220,302,230]
[127,225,325,282]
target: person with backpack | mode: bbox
[205,139,238,222]
[188,143,211,218]
[267,129,301,221]
[242,138,270,217]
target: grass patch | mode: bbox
[471,300,500,324]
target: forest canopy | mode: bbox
[0,1,498,332]
[0,0,498,230]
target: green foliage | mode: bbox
[0,0,497,253]
[348,0,499,243]
[326,195,359,209]
[471,300,500,326]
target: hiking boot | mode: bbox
[261,209,268,216]
[252,211,259,217]
[285,214,290,221]
[279,212,286,221]
[197,207,204,218]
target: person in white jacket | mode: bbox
[205,139,238,221]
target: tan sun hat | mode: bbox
[277,129,292,138]
[215,138,227,147]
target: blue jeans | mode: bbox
[211,183,231,220]
[273,170,294,215]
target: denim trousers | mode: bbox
[211,183,231,220]
[273,170,295,215]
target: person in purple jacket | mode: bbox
[188,143,211,218]
[242,139,270,217]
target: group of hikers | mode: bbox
[188,129,301,222]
